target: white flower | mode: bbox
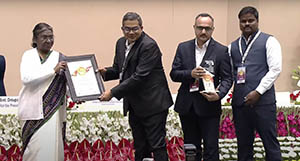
[288,151,297,158]
[254,137,261,142]
[287,136,296,141]
[231,154,238,159]
[89,128,96,135]
[219,154,223,160]
[254,147,262,152]
[294,146,300,151]
[282,152,289,158]
[231,143,237,147]
[224,138,232,142]
[254,153,263,158]
[229,147,237,153]
[277,136,286,141]
[293,141,300,145]
[255,142,263,146]
[223,154,230,159]
[220,148,229,153]
[285,147,293,152]
[111,132,120,143]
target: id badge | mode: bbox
[237,66,246,84]
[190,79,199,92]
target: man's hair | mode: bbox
[122,12,143,27]
[238,6,259,22]
[195,13,214,24]
[31,22,53,48]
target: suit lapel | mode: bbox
[122,32,145,70]
[119,40,126,67]
[189,39,197,68]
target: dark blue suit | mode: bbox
[0,55,6,96]
[170,38,232,161]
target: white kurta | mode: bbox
[18,48,66,161]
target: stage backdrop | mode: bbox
[0,0,299,96]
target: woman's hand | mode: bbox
[54,61,67,73]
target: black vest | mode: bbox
[230,32,276,106]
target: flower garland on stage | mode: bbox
[2,108,300,160]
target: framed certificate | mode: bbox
[64,54,105,102]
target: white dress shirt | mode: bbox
[195,39,210,67]
[125,40,135,58]
[256,36,282,94]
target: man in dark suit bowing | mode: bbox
[170,13,232,161]
[99,12,173,161]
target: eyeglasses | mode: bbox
[195,26,213,32]
[122,26,140,33]
[38,35,54,42]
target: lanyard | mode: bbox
[238,31,261,65]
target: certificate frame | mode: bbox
[64,54,105,102]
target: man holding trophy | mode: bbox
[170,13,232,161]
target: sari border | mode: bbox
[21,73,66,155]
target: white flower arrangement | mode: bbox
[0,114,22,148]
[2,110,300,160]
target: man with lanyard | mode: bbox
[229,6,282,161]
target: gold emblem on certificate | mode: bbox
[202,72,215,93]
[72,66,92,76]
[64,54,105,102]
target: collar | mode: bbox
[242,30,259,44]
[125,39,135,49]
[195,38,210,49]
[38,49,53,64]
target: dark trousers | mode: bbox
[179,108,220,161]
[129,110,168,161]
[233,104,282,161]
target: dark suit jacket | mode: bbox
[170,38,232,117]
[0,55,6,96]
[104,32,173,117]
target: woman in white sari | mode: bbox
[18,22,67,161]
